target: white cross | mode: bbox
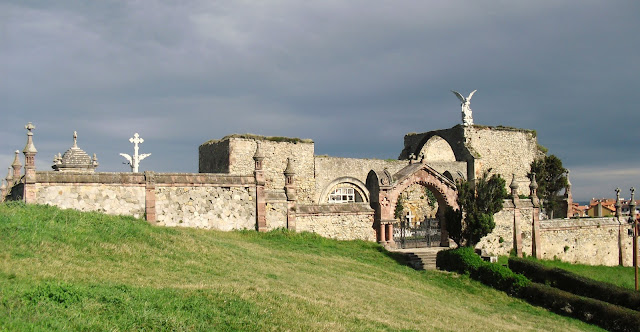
[405,210,414,224]
[120,133,151,173]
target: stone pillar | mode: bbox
[253,143,267,232]
[284,158,297,232]
[11,150,21,181]
[22,123,37,204]
[385,222,395,248]
[379,221,386,245]
[530,173,542,259]
[145,171,157,223]
[510,174,523,257]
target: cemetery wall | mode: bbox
[296,204,375,241]
[538,218,631,266]
[200,135,316,204]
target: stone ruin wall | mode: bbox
[200,136,316,204]
[463,126,539,196]
[313,156,406,203]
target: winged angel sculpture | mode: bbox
[451,90,477,126]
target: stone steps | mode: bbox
[396,248,446,270]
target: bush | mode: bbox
[520,283,640,332]
[509,257,640,311]
[436,247,484,275]
[436,247,530,296]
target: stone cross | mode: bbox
[405,210,414,225]
[120,133,151,173]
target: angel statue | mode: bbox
[451,90,477,126]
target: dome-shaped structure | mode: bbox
[52,131,99,172]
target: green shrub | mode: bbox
[509,257,640,311]
[436,247,530,296]
[436,247,483,275]
[520,283,640,332]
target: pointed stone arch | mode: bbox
[367,163,458,248]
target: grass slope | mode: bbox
[0,202,602,331]
[528,258,635,291]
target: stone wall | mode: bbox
[297,203,375,241]
[463,126,540,195]
[200,135,316,203]
[34,183,145,218]
[400,125,540,196]
[476,199,534,256]
[155,186,255,230]
[313,156,406,203]
[539,218,630,266]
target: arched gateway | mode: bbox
[366,163,458,248]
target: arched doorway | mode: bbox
[367,163,458,248]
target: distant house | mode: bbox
[587,198,616,217]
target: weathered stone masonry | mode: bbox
[3,123,630,266]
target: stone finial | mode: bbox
[253,142,265,171]
[23,122,37,154]
[284,158,295,176]
[92,153,99,167]
[408,153,416,165]
[11,150,22,179]
[72,131,78,148]
[565,169,572,195]
[509,173,518,192]
[5,167,13,184]
[284,158,295,186]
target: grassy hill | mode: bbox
[0,202,602,331]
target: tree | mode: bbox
[529,155,567,218]
[445,170,508,247]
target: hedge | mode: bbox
[520,283,640,332]
[436,247,529,295]
[509,257,640,311]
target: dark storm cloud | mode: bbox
[1,1,639,200]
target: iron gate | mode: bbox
[393,218,441,249]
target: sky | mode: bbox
[1,1,639,202]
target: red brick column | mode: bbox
[145,171,156,223]
[385,222,395,248]
[379,222,386,245]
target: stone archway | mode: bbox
[367,163,458,248]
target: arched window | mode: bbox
[328,187,364,203]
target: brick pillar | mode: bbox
[510,174,522,257]
[386,222,395,248]
[530,173,542,259]
[145,171,156,223]
[379,222,386,245]
[253,143,267,232]
[22,122,37,203]
[284,158,297,232]
[11,150,21,181]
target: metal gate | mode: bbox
[393,218,441,249]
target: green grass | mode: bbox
[525,258,636,291]
[0,202,603,331]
